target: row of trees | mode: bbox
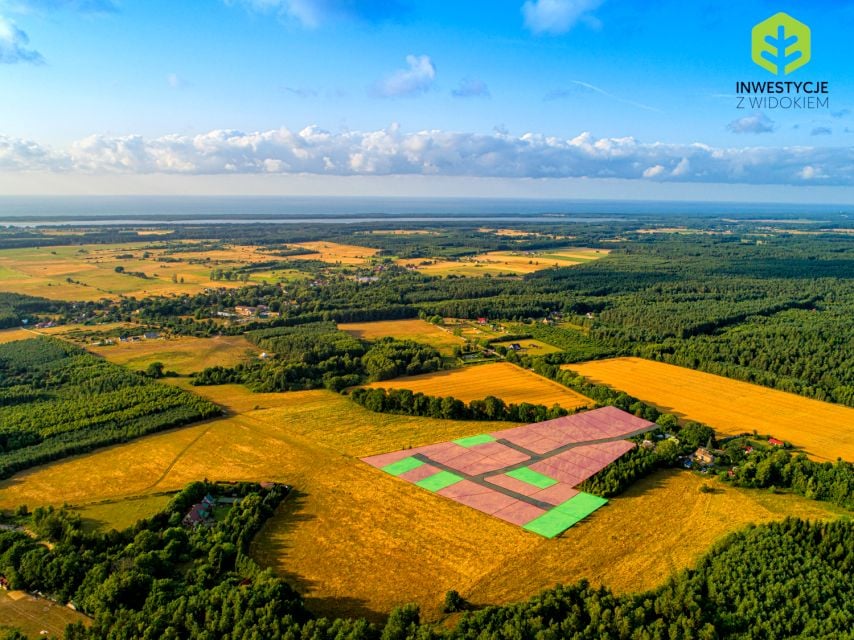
[349,387,568,423]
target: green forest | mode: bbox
[0,337,221,478]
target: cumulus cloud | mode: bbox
[227,0,407,28]
[374,54,435,97]
[451,77,490,98]
[1,126,852,186]
[522,0,603,35]
[0,16,42,63]
[727,113,775,134]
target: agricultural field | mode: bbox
[0,327,36,343]
[0,382,840,621]
[566,357,854,461]
[0,590,88,638]
[363,362,593,409]
[74,493,175,532]
[290,241,378,264]
[338,318,465,355]
[88,334,258,375]
[401,247,608,277]
[493,338,562,355]
[0,240,378,302]
[0,243,247,301]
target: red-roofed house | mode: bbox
[768,438,785,447]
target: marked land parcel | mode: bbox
[362,406,654,537]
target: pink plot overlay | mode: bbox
[361,406,656,536]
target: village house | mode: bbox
[693,447,716,465]
[234,305,257,316]
[768,438,785,447]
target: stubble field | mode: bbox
[337,318,465,355]
[565,357,854,461]
[363,361,593,409]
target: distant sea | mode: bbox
[0,196,850,225]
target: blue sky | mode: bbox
[0,0,852,200]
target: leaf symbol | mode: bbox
[761,25,801,75]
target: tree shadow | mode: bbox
[251,488,385,623]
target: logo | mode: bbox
[752,12,810,76]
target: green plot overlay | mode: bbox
[382,457,424,476]
[453,434,496,448]
[523,492,608,538]
[416,470,463,492]
[506,466,557,489]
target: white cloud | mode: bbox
[374,54,435,98]
[452,77,490,98]
[1,126,853,186]
[727,113,775,134]
[0,16,42,63]
[522,0,603,35]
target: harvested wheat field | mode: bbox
[338,319,465,355]
[0,383,840,622]
[291,241,378,264]
[0,590,88,638]
[403,247,608,277]
[88,335,258,375]
[566,357,854,462]
[0,328,37,344]
[363,362,592,409]
[0,243,251,301]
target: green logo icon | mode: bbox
[752,12,811,76]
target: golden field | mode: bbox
[566,357,854,461]
[0,240,377,302]
[291,241,377,264]
[363,362,592,409]
[0,243,246,301]
[0,590,88,638]
[0,382,840,622]
[401,247,608,277]
[338,318,465,355]
[75,493,175,533]
[88,334,258,375]
[0,328,37,344]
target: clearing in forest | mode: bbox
[362,362,593,409]
[88,334,258,375]
[493,338,563,355]
[401,247,608,277]
[338,318,465,355]
[290,241,378,264]
[566,357,854,462]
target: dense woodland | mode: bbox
[0,491,849,639]
[193,322,444,391]
[0,337,220,478]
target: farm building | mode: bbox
[768,438,785,447]
[693,447,716,465]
